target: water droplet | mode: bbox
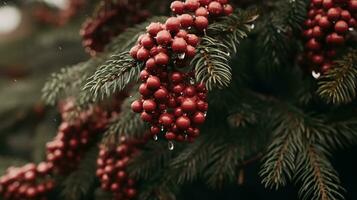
[184,134,188,140]
[349,27,354,31]
[204,112,207,117]
[312,70,321,79]
[188,27,192,30]
[153,135,158,141]
[227,52,231,56]
[168,141,174,151]
[161,126,164,131]
[178,53,185,59]
[190,78,195,84]
[277,29,281,33]
[13,79,17,83]
[129,95,133,98]
[250,24,255,29]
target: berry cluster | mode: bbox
[130,0,233,143]
[33,0,85,26]
[46,100,108,174]
[80,0,151,56]
[0,162,55,200]
[96,138,138,200]
[303,0,357,74]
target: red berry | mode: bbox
[110,183,120,192]
[195,16,209,31]
[326,33,345,45]
[172,37,188,53]
[334,20,349,33]
[147,22,163,36]
[318,16,331,29]
[196,100,208,111]
[24,171,36,181]
[136,47,150,61]
[154,52,169,66]
[217,0,228,3]
[322,0,333,9]
[174,107,184,117]
[141,36,154,49]
[312,54,324,64]
[117,171,127,180]
[129,45,140,59]
[145,58,157,71]
[171,1,185,14]
[312,0,322,7]
[173,84,185,94]
[143,100,157,112]
[141,112,152,122]
[146,76,161,90]
[224,4,233,15]
[199,0,211,6]
[176,116,191,130]
[185,0,200,11]
[306,38,321,51]
[349,18,357,28]
[327,8,340,21]
[321,62,332,73]
[350,0,357,11]
[139,83,152,96]
[181,98,197,112]
[341,10,351,21]
[159,113,174,127]
[165,132,177,140]
[186,45,196,58]
[26,187,37,198]
[195,7,209,17]
[176,30,188,38]
[303,29,313,38]
[166,17,181,32]
[154,88,169,100]
[126,188,137,198]
[171,72,183,83]
[208,1,223,15]
[179,14,194,28]
[186,34,199,46]
[151,126,160,135]
[156,30,172,45]
[193,112,206,124]
[184,86,196,97]
[312,26,323,38]
[140,70,150,81]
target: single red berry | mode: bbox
[141,112,152,122]
[171,72,183,83]
[195,16,209,31]
[110,183,120,192]
[151,126,160,135]
[154,88,169,100]
[141,34,155,49]
[184,86,196,97]
[199,0,211,6]
[172,37,188,53]
[171,1,185,14]
[185,0,200,11]
[322,0,333,9]
[154,52,169,66]
[26,187,37,198]
[139,83,152,96]
[173,84,185,94]
[349,0,357,11]
[181,98,197,112]
[196,100,208,111]
[195,7,209,17]
[126,188,137,198]
[340,10,351,21]
[176,116,191,130]
[176,30,188,38]
[174,107,184,117]
[159,113,174,127]
[208,1,223,15]
[306,38,321,51]
[303,29,313,38]
[165,132,177,140]
[318,16,331,29]
[186,34,199,46]
[186,45,196,58]
[193,112,206,124]
[321,62,332,73]
[143,99,157,112]
[334,20,349,33]
[129,45,140,59]
[312,54,324,65]
[147,22,163,36]
[312,0,322,7]
[312,26,323,38]
[349,18,357,28]
[327,8,340,21]
[136,47,150,61]
[146,76,161,90]
[179,14,194,28]
[145,58,157,71]
[223,4,233,15]
[326,32,345,45]
[156,30,172,45]
[140,70,150,81]
[166,17,181,32]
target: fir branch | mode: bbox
[102,94,146,145]
[317,50,357,104]
[61,146,99,200]
[282,0,308,32]
[191,36,232,91]
[42,58,101,105]
[82,52,140,102]
[295,145,344,200]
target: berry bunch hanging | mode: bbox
[303,0,357,75]
[96,138,139,200]
[130,0,233,144]
[80,0,151,56]
[0,162,55,200]
[46,100,109,174]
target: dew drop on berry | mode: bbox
[312,70,321,79]
[153,135,158,141]
[178,53,186,59]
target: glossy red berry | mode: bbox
[172,37,188,53]
[334,20,349,33]
[147,22,163,36]
[141,34,154,49]
[208,1,223,15]
[181,98,197,112]
[327,8,340,21]
[171,72,183,83]
[179,14,194,28]
[136,47,150,61]
[165,132,176,140]
[154,52,169,66]
[171,1,185,14]
[186,34,199,46]
[322,0,333,9]
[146,76,161,90]
[193,112,206,124]
[143,100,157,112]
[166,17,181,32]
[195,7,209,17]
[194,16,209,31]
[186,45,196,58]
[185,0,200,11]
[159,113,174,127]
[176,116,191,130]
[306,38,321,51]
[156,30,172,45]
[154,88,169,100]
[223,4,234,15]
[129,45,140,59]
